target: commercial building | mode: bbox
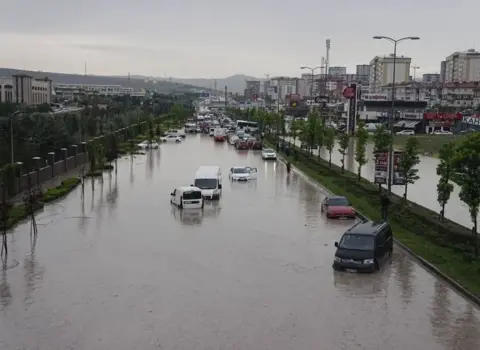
[444,49,480,82]
[369,55,411,93]
[422,74,441,83]
[0,74,53,105]
[269,77,299,102]
[440,61,446,82]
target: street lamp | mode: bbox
[373,35,420,195]
[300,66,324,97]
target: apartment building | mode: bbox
[356,64,370,85]
[269,77,298,102]
[54,83,145,100]
[422,74,441,83]
[0,74,53,105]
[444,49,480,82]
[369,55,411,93]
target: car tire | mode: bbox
[162,139,167,143]
[175,140,181,143]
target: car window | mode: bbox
[327,197,349,206]
[233,168,248,174]
[376,231,386,246]
[183,191,202,200]
[339,234,374,251]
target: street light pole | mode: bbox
[373,35,420,195]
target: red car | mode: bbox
[321,196,355,219]
[252,140,262,150]
[235,140,249,150]
[214,134,225,142]
[246,138,256,148]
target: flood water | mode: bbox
[0,134,479,350]
[284,136,474,228]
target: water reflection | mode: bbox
[0,257,12,309]
[429,280,452,344]
[395,254,414,306]
[146,150,154,179]
[129,159,134,185]
[448,304,480,349]
[203,201,222,219]
[300,179,321,224]
[170,206,204,226]
[106,175,119,213]
[332,270,389,299]
[229,180,258,190]
[23,234,44,306]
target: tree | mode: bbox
[355,122,369,181]
[147,117,154,145]
[399,137,420,203]
[337,132,350,173]
[289,119,300,146]
[372,124,392,191]
[324,127,335,167]
[452,133,480,257]
[315,118,324,160]
[305,110,318,154]
[436,141,455,220]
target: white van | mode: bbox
[194,166,222,200]
[171,186,204,209]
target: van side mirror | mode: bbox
[334,242,339,247]
[170,192,175,196]
[218,184,222,189]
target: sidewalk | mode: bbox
[9,165,87,205]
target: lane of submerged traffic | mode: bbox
[0,133,479,350]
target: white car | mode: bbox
[229,166,258,181]
[160,135,182,143]
[261,148,277,160]
[396,129,415,135]
[228,135,239,145]
[433,130,453,135]
[166,129,186,138]
[137,140,160,149]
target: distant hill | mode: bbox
[130,74,263,94]
[0,68,195,93]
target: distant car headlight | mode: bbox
[363,259,374,264]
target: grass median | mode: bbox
[268,139,480,298]
[394,134,465,157]
[6,177,81,229]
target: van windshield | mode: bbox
[338,234,374,251]
[194,178,218,189]
[183,191,202,200]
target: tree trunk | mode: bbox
[404,183,408,205]
[341,156,345,173]
[328,152,332,167]
[474,219,478,258]
[441,203,445,220]
[357,166,361,181]
[378,183,381,193]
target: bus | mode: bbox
[236,120,258,129]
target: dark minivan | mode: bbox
[333,221,393,272]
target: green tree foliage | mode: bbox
[436,141,455,220]
[399,137,421,203]
[289,119,300,146]
[314,118,324,160]
[304,110,318,154]
[337,132,350,173]
[324,127,335,167]
[355,122,369,181]
[452,133,480,257]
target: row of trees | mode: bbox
[237,107,479,256]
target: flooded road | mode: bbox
[1,134,479,350]
[284,136,474,227]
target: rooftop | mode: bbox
[347,221,388,236]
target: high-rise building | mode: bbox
[444,49,480,82]
[356,64,370,85]
[369,55,411,93]
[422,74,441,83]
[328,66,347,76]
[245,80,261,95]
[440,61,446,82]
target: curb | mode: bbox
[276,152,480,307]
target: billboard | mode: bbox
[362,94,388,101]
[374,151,405,185]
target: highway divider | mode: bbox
[266,137,480,302]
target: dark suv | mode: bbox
[333,221,393,272]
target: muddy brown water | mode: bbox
[0,134,479,350]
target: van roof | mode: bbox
[345,221,389,236]
[195,166,221,178]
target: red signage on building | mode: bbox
[343,87,355,99]
[423,112,463,120]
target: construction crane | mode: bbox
[411,65,420,81]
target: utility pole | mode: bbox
[325,39,331,100]
[224,85,227,111]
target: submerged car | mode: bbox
[160,135,182,143]
[137,140,159,149]
[229,166,258,181]
[261,148,277,160]
[235,140,249,150]
[321,195,355,219]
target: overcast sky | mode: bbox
[1,0,478,79]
